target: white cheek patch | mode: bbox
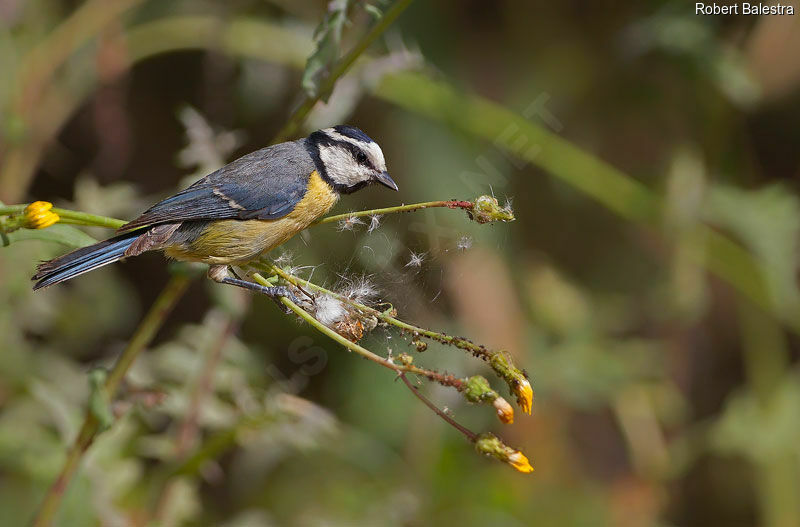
[319,144,367,187]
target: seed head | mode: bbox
[468,195,515,224]
[340,275,378,304]
[405,251,425,268]
[367,214,382,233]
[337,215,364,232]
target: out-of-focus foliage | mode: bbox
[2,1,800,526]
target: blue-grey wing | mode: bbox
[117,141,314,233]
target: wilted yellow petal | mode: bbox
[493,397,514,424]
[515,379,533,415]
[508,451,534,473]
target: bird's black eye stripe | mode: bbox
[343,142,372,168]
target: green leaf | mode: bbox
[711,374,800,463]
[364,3,383,19]
[705,184,800,318]
[302,0,355,99]
[1,224,97,249]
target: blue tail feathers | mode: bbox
[32,232,139,290]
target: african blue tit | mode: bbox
[32,125,397,301]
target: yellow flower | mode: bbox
[489,351,533,415]
[508,451,534,473]
[474,432,534,474]
[515,379,533,415]
[24,201,59,229]
[493,397,514,424]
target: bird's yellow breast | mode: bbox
[165,170,339,264]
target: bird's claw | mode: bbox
[269,286,302,314]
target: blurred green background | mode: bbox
[2,1,800,526]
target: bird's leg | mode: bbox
[207,265,300,312]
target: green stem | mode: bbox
[264,264,495,361]
[312,199,473,226]
[2,199,472,232]
[250,272,456,385]
[736,300,800,527]
[0,205,126,230]
[31,274,191,527]
[270,0,415,143]
[0,205,24,215]
[52,209,126,229]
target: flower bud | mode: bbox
[463,375,515,424]
[515,378,533,415]
[490,352,533,415]
[492,397,514,424]
[474,432,533,473]
[24,201,59,229]
[463,375,497,404]
[507,450,534,473]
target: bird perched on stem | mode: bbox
[32,126,397,303]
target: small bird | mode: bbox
[32,125,397,302]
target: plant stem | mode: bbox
[249,272,476,440]
[399,373,477,441]
[265,264,495,362]
[312,200,473,226]
[736,300,800,527]
[2,198,471,233]
[0,205,126,230]
[270,0,415,143]
[0,205,25,215]
[52,208,126,229]
[250,272,461,388]
[31,274,190,527]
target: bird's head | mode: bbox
[307,125,398,194]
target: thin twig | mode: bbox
[399,373,477,441]
[31,274,191,527]
[312,200,473,226]
[0,198,471,234]
[265,264,495,361]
